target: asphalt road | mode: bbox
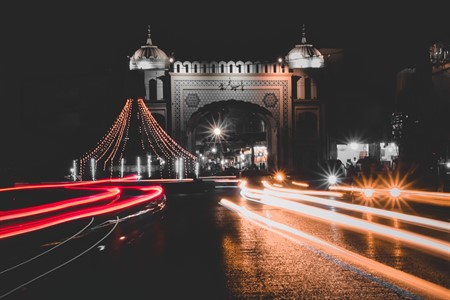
[0,183,448,300]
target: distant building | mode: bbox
[390,40,450,189]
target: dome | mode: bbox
[285,25,324,69]
[129,26,170,71]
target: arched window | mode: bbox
[221,64,224,73]
[229,65,233,73]
[149,79,157,101]
[305,77,312,99]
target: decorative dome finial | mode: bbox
[301,24,307,44]
[146,25,153,45]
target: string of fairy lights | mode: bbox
[77,98,196,180]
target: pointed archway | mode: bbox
[186,100,277,174]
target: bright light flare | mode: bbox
[274,172,285,182]
[328,175,337,185]
[243,181,450,236]
[363,188,375,198]
[390,187,401,198]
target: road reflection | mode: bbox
[220,179,450,299]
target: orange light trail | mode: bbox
[219,198,450,300]
[330,184,450,206]
[291,181,309,188]
[260,182,450,232]
[240,182,450,257]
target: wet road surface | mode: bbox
[0,184,448,299]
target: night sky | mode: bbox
[1,2,448,180]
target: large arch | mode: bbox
[186,100,278,172]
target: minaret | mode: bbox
[129,25,171,101]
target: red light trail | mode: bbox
[0,177,165,239]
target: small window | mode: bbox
[194,65,198,73]
[203,64,207,73]
[221,65,224,73]
[247,65,251,73]
[229,65,233,73]
[149,79,157,101]
[212,65,215,73]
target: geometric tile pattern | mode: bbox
[173,79,289,140]
[262,93,278,108]
[185,93,200,108]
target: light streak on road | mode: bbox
[260,182,450,232]
[291,181,309,188]
[240,182,450,258]
[0,188,120,221]
[0,218,95,275]
[0,175,139,192]
[219,199,450,300]
[0,217,120,299]
[0,185,164,239]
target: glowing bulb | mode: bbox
[213,128,221,136]
[328,175,337,185]
[390,187,401,198]
[363,189,375,198]
[349,142,358,150]
[274,172,285,182]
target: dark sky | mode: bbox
[1,2,448,179]
[3,2,448,71]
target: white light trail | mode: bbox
[260,182,450,232]
[240,182,450,257]
[219,199,450,300]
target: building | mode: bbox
[128,25,332,175]
[390,41,450,190]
